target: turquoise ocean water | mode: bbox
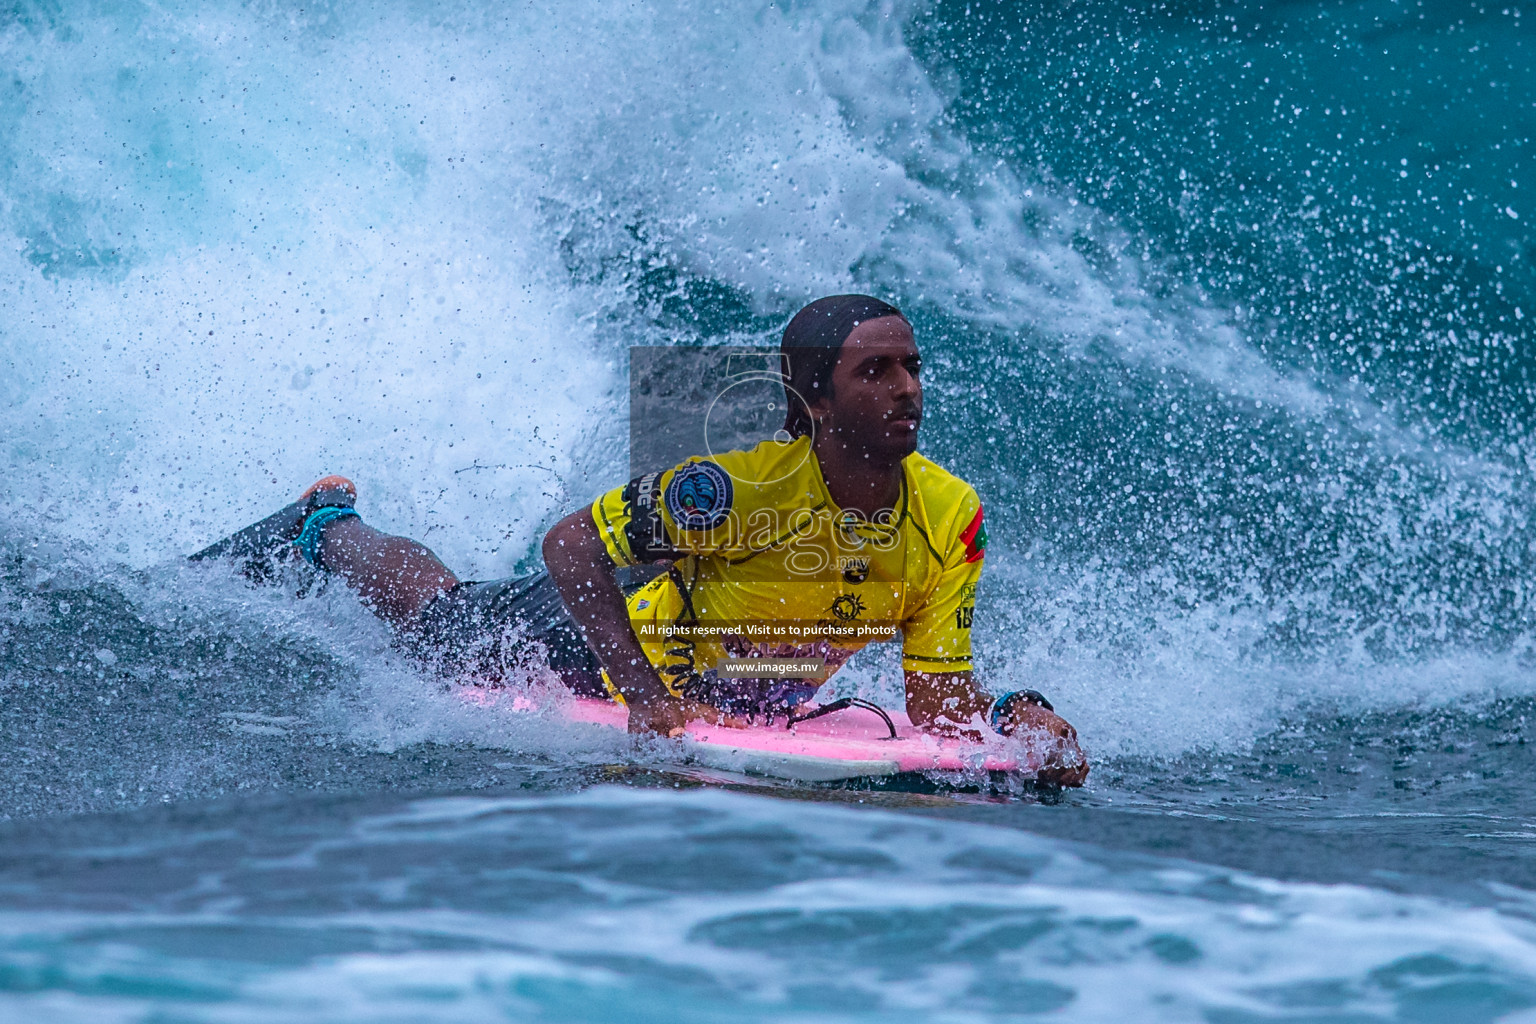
[3,1,1536,1019]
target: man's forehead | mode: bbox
[839,316,918,357]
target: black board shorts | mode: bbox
[411,570,609,698]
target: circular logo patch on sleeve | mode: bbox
[664,460,735,531]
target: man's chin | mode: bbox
[878,435,920,462]
[849,427,919,464]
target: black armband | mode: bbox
[989,689,1055,735]
[621,471,677,563]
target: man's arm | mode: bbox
[905,669,1088,786]
[903,669,989,731]
[542,510,689,736]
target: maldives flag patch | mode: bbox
[960,506,988,563]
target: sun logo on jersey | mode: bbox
[830,593,866,621]
[664,460,734,531]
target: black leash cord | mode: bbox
[785,697,898,740]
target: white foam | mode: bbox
[0,0,1525,765]
[0,0,1454,564]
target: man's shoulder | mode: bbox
[699,437,823,509]
[659,437,821,531]
[903,452,985,565]
[707,436,814,481]
[903,452,980,511]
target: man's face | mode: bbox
[812,316,923,463]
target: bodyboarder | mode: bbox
[193,295,1087,785]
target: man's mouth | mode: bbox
[888,410,922,430]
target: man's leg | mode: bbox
[271,481,604,691]
[316,517,460,630]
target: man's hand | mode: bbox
[906,669,1089,787]
[995,699,1088,787]
[625,695,749,737]
[625,694,692,737]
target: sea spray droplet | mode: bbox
[95,649,117,665]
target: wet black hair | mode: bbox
[780,294,907,438]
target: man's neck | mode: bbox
[811,437,906,518]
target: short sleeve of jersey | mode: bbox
[901,498,986,673]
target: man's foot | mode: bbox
[189,475,359,579]
[299,475,357,510]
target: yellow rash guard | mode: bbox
[590,436,987,706]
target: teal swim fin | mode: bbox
[190,476,356,581]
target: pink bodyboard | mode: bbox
[460,690,1035,782]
